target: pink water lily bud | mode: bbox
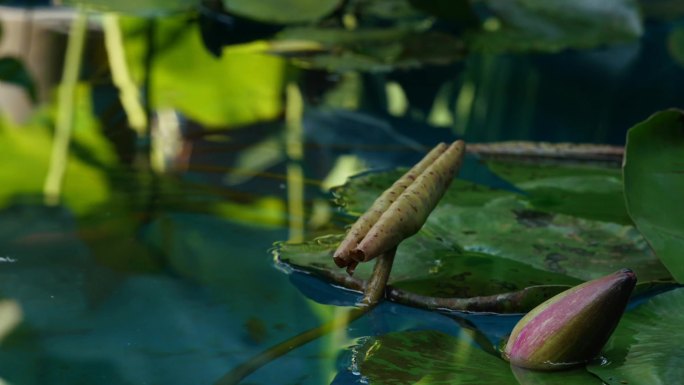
[503,268,637,370]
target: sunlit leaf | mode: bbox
[469,0,642,53]
[223,0,340,23]
[623,110,684,283]
[587,288,684,384]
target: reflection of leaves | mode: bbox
[277,232,580,299]
[623,110,684,283]
[223,0,340,23]
[0,57,37,102]
[276,28,465,72]
[587,288,684,385]
[469,0,642,52]
[123,18,288,127]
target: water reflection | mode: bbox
[0,2,682,385]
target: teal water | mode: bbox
[0,2,683,385]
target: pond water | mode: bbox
[0,2,683,385]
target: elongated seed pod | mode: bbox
[332,142,449,268]
[352,140,465,262]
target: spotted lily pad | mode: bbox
[276,159,671,313]
[587,288,684,384]
[334,162,671,282]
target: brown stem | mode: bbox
[359,247,397,306]
[291,265,569,313]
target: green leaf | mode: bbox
[0,57,37,102]
[277,233,581,299]
[335,163,670,282]
[588,288,684,384]
[469,0,643,53]
[276,28,465,72]
[623,109,684,283]
[223,0,340,23]
[355,329,603,384]
[61,0,197,15]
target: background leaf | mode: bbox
[223,0,340,23]
[335,162,670,282]
[469,0,643,52]
[623,109,684,283]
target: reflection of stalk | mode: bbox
[43,12,87,206]
[285,83,305,242]
[102,13,147,136]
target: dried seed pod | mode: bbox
[352,141,465,262]
[332,142,449,268]
[503,269,637,371]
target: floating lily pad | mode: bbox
[354,329,603,384]
[623,109,684,283]
[588,288,684,384]
[334,162,671,282]
[0,57,36,102]
[277,233,580,299]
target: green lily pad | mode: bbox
[277,232,581,299]
[469,0,642,53]
[588,288,684,384]
[355,329,603,384]
[335,163,671,282]
[623,109,684,283]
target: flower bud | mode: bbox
[503,268,637,370]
